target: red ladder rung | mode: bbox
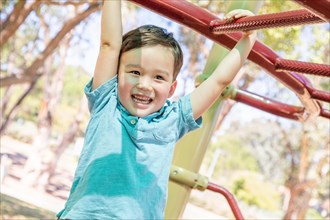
[320,109,330,119]
[210,9,324,34]
[275,58,330,77]
[309,88,330,103]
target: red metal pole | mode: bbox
[234,89,305,120]
[275,59,330,77]
[207,182,244,220]
[307,88,330,103]
[320,108,330,119]
[293,0,330,22]
[210,9,324,34]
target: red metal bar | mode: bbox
[234,89,304,120]
[234,89,330,119]
[210,9,324,34]
[129,0,321,121]
[293,0,330,22]
[320,108,330,119]
[307,88,330,103]
[207,182,244,220]
[275,58,330,77]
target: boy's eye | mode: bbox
[155,75,165,80]
[130,71,140,75]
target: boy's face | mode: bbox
[117,45,177,118]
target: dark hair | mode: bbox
[120,25,183,80]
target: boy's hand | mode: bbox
[224,9,256,36]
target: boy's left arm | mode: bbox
[191,9,257,120]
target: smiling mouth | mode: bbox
[132,94,152,105]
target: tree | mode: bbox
[1,1,101,87]
[20,27,73,186]
[33,96,88,187]
[220,117,329,218]
[1,1,102,188]
[1,1,101,135]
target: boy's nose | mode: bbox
[137,77,152,91]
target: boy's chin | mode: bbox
[134,110,152,118]
[131,108,160,118]
[126,108,147,118]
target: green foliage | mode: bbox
[207,134,259,175]
[6,65,91,135]
[230,171,281,211]
[309,25,330,64]
[1,80,44,123]
[320,80,330,91]
[52,66,90,133]
[62,66,90,106]
[306,208,324,220]
[1,0,16,12]
[261,0,301,13]
[221,117,330,217]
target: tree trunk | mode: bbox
[21,30,72,188]
[45,97,87,184]
[0,46,23,135]
[20,58,53,187]
[0,75,40,135]
[283,181,314,219]
[0,86,13,122]
[283,126,315,219]
[28,96,87,188]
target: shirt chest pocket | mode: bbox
[129,129,176,144]
[127,118,178,145]
[153,129,177,143]
[152,119,178,143]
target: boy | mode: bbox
[57,1,256,219]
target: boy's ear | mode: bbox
[168,80,177,98]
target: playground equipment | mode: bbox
[129,0,329,219]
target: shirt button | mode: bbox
[130,119,136,125]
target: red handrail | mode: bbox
[207,182,244,220]
[234,89,304,121]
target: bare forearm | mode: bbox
[211,32,257,86]
[101,0,122,48]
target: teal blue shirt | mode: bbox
[57,76,202,219]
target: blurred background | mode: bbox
[1,0,329,219]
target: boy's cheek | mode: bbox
[124,75,138,85]
[118,72,129,84]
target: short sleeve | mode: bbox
[177,95,202,139]
[84,76,117,115]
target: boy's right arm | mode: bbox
[92,0,122,90]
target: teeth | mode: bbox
[132,95,152,104]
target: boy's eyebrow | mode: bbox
[125,64,170,76]
[125,64,141,69]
